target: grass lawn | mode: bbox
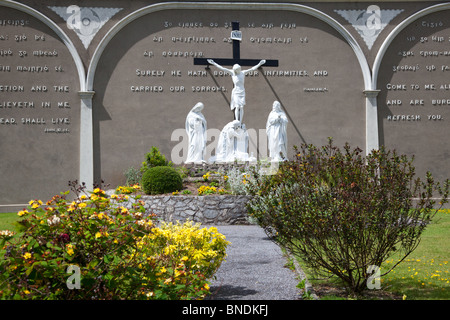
[380,209,450,300]
[296,209,450,300]
[0,211,21,233]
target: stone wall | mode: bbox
[138,195,253,225]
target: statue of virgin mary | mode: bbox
[185,102,207,163]
[266,101,288,161]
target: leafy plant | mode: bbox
[141,166,183,195]
[245,139,449,294]
[115,184,141,195]
[0,182,228,300]
[223,166,254,195]
[141,146,172,173]
[123,166,142,186]
[197,185,217,196]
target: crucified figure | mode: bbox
[207,59,266,123]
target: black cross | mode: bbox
[194,21,279,68]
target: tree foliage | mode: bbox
[245,139,449,294]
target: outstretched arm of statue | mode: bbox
[244,59,266,74]
[207,59,233,74]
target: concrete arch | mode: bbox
[86,2,375,183]
[0,0,86,91]
[0,0,90,189]
[87,2,371,91]
[373,2,450,90]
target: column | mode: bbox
[364,90,381,154]
[79,91,95,189]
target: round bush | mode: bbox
[142,166,183,194]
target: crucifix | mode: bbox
[193,21,279,122]
[193,21,279,68]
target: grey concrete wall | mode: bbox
[1,1,449,210]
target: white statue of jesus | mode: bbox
[207,59,266,122]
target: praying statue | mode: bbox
[266,101,288,161]
[185,102,207,164]
[209,120,242,163]
[207,59,266,123]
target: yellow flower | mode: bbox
[80,195,88,200]
[174,269,182,277]
[24,290,30,295]
[17,209,29,217]
[23,252,32,260]
[66,244,74,256]
[67,201,77,212]
[95,232,102,239]
[78,202,87,209]
[28,199,43,209]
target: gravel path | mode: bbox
[205,225,303,300]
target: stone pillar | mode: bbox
[79,91,95,189]
[363,90,381,154]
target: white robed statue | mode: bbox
[185,102,207,163]
[207,59,266,123]
[266,101,288,161]
[209,120,242,163]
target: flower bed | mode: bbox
[0,183,229,300]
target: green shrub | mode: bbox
[141,146,172,174]
[142,166,183,195]
[245,138,449,294]
[123,166,142,186]
[0,182,228,300]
